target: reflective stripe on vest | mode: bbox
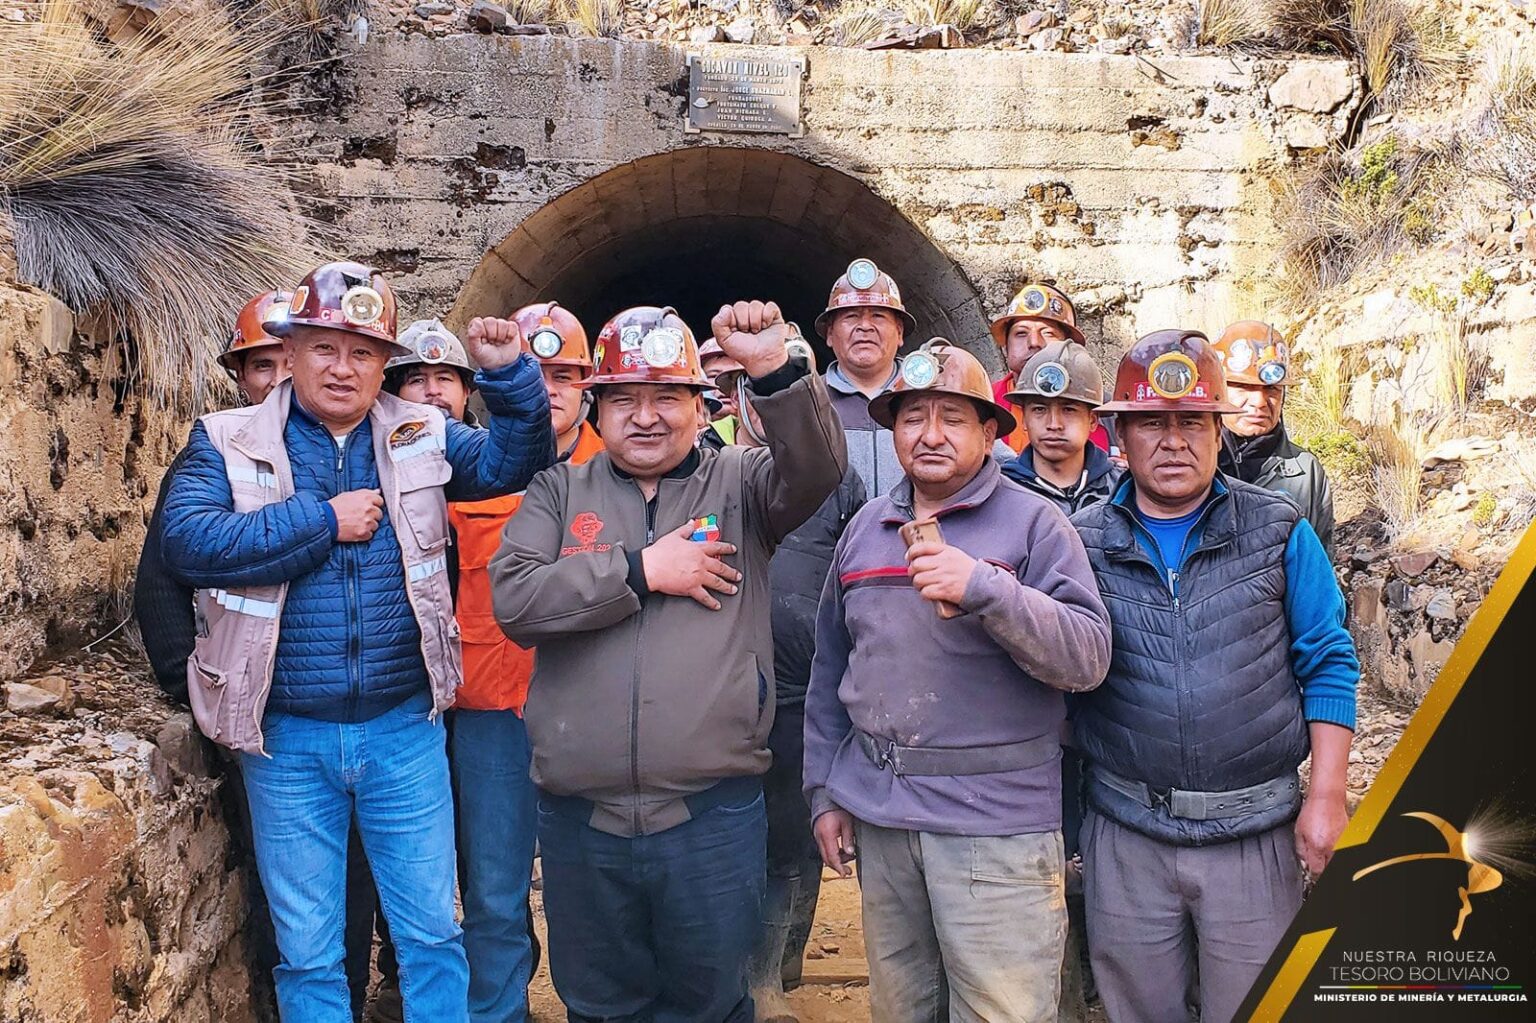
[227,466,277,488]
[208,588,281,619]
[408,554,448,583]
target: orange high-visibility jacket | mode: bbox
[450,421,605,713]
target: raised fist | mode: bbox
[710,301,792,380]
[465,316,526,370]
[328,488,384,543]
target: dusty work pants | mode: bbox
[856,821,1067,1023]
[1082,810,1304,1023]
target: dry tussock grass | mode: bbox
[562,0,623,37]
[0,1,320,407]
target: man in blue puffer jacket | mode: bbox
[162,261,554,1023]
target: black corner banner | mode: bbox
[1239,526,1536,1020]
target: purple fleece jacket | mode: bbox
[803,458,1112,837]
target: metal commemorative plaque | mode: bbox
[685,54,806,138]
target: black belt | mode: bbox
[855,729,1058,777]
[1093,766,1299,821]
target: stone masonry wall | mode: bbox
[292,36,1358,368]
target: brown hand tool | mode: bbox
[899,517,963,619]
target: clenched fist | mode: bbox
[640,521,742,610]
[710,300,791,380]
[329,488,384,542]
[465,316,526,370]
[905,540,978,608]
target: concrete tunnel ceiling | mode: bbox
[449,147,990,366]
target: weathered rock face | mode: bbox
[0,282,187,683]
[0,645,255,1022]
[287,36,1353,373]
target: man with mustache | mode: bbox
[1069,330,1359,1023]
[803,341,1111,1023]
[162,261,555,1022]
[1211,321,1334,554]
[817,258,916,496]
[490,301,845,1023]
[389,306,602,1023]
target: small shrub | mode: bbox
[1341,136,1400,205]
[1461,266,1495,306]
[1307,430,1372,481]
[1409,283,1456,314]
[1403,193,1438,244]
[1195,0,1268,47]
[899,0,985,31]
[1366,412,1436,537]
[1473,491,1498,528]
[562,0,622,38]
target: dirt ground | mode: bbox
[526,871,872,1023]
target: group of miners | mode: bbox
[132,253,1358,1023]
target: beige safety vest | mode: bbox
[185,379,462,754]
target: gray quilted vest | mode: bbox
[1070,476,1310,846]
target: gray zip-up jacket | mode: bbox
[490,365,847,838]
[803,459,1112,837]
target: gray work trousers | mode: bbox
[1082,810,1304,1023]
[856,821,1067,1023]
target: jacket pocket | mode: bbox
[971,831,1064,887]
[187,654,231,742]
[394,455,453,553]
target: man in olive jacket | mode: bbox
[489,300,846,1023]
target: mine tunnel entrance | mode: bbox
[450,148,990,368]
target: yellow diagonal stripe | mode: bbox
[1336,522,1536,850]
[1248,928,1336,1022]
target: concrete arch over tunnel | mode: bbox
[447,147,990,368]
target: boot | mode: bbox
[750,872,799,1023]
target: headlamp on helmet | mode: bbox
[847,258,880,291]
[341,285,386,327]
[1032,361,1070,397]
[901,343,944,390]
[641,326,685,368]
[415,331,451,364]
[1258,361,1288,386]
[1020,285,1049,314]
[530,327,564,358]
[1147,352,1198,400]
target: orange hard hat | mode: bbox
[219,290,292,372]
[1097,329,1241,415]
[1212,320,1291,387]
[513,302,592,375]
[267,261,406,356]
[814,258,918,339]
[868,339,1018,435]
[581,306,711,389]
[1005,340,1104,408]
[990,283,1086,347]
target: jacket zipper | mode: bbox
[337,432,362,723]
[630,483,658,835]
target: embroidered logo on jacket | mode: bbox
[561,511,612,555]
[390,421,427,448]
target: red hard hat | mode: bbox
[267,261,406,356]
[581,306,711,389]
[814,258,917,339]
[219,290,292,371]
[513,302,592,376]
[1097,329,1241,415]
[990,283,1086,346]
[1212,320,1291,387]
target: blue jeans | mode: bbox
[538,778,767,1023]
[241,690,469,1023]
[451,709,538,1023]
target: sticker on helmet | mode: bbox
[1049,297,1064,315]
[288,286,309,318]
[1033,361,1070,396]
[531,329,563,359]
[847,258,879,290]
[1147,352,1199,400]
[1020,286,1049,314]
[417,332,449,364]
[1258,361,1288,385]
[902,351,940,389]
[619,324,644,351]
[641,327,684,368]
[1226,339,1254,373]
[592,339,605,367]
[341,285,385,327]
[1275,341,1289,363]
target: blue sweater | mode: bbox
[162,358,554,721]
[1129,489,1357,730]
